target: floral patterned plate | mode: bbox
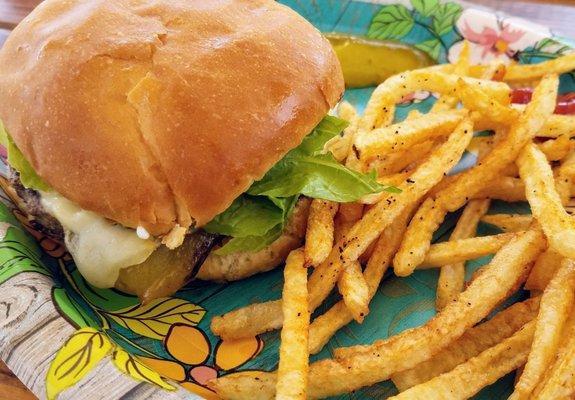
[0,1,573,399]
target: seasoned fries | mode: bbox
[354,110,466,161]
[337,260,369,322]
[389,321,536,400]
[394,75,558,276]
[304,199,338,267]
[436,199,490,309]
[525,250,563,291]
[309,209,411,354]
[481,214,533,232]
[518,143,575,259]
[276,249,309,400]
[531,310,575,399]
[209,52,575,400]
[511,258,575,400]
[419,232,518,268]
[392,297,540,390]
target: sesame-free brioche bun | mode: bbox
[0,0,344,235]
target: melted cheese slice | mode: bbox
[41,192,159,288]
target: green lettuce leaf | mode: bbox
[0,121,51,192]
[205,195,298,255]
[206,116,400,254]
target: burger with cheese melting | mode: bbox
[0,0,386,302]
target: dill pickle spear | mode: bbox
[326,33,435,89]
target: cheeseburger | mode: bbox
[0,0,384,302]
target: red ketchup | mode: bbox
[511,88,575,115]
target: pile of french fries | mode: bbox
[207,44,575,399]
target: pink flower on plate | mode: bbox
[449,9,551,64]
[461,20,525,59]
[398,90,432,105]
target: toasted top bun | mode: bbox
[0,0,343,235]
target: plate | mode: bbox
[0,1,573,399]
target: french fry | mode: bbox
[456,76,520,125]
[436,199,490,310]
[504,52,575,82]
[525,250,563,291]
[481,214,533,232]
[430,40,471,113]
[537,135,574,162]
[366,140,436,177]
[392,297,540,391]
[211,299,282,340]
[211,119,472,340]
[475,176,526,202]
[309,209,411,354]
[518,143,575,259]
[510,258,575,400]
[337,260,369,322]
[304,199,338,267]
[393,75,558,275]
[394,198,444,276]
[537,114,575,138]
[389,320,536,400]
[355,110,467,161]
[360,69,510,131]
[337,202,364,223]
[276,249,309,400]
[531,309,575,399]
[419,232,518,268]
[337,100,358,122]
[555,151,575,205]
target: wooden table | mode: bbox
[0,0,574,399]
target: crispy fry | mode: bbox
[276,249,309,400]
[337,202,364,223]
[525,250,563,291]
[367,140,436,177]
[430,41,471,113]
[360,69,510,130]
[308,209,411,354]
[304,199,338,267]
[538,135,574,161]
[360,172,410,205]
[555,151,575,205]
[510,258,575,400]
[389,321,536,400]
[419,232,518,268]
[518,143,575,259]
[436,199,490,309]
[475,176,526,202]
[337,260,369,322]
[531,309,575,399]
[456,76,520,125]
[337,101,358,122]
[537,114,575,138]
[504,52,575,82]
[355,110,466,161]
[211,299,282,340]
[393,75,558,275]
[394,198,444,276]
[481,214,533,232]
[392,298,539,391]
